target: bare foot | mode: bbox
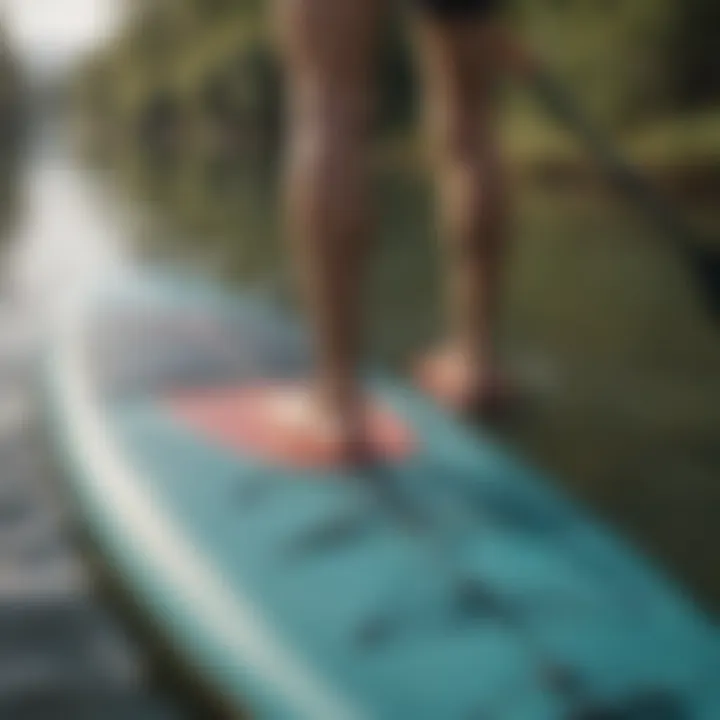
[168,383,415,469]
[414,346,512,419]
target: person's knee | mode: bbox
[438,117,507,253]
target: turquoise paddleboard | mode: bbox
[45,272,719,719]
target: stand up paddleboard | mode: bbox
[44,272,719,719]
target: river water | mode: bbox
[0,122,717,718]
[0,131,189,718]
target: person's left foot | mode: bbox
[413,346,513,419]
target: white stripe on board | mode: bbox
[54,297,361,720]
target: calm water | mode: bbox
[0,124,717,718]
[0,133,189,719]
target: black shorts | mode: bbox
[414,0,502,20]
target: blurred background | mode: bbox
[0,0,716,718]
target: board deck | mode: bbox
[44,272,720,719]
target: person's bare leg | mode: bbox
[414,18,510,414]
[275,0,382,461]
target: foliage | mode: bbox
[669,0,720,110]
[75,0,719,152]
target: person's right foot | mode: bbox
[265,386,375,467]
[261,384,418,467]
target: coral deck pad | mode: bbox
[167,385,415,470]
[46,273,720,720]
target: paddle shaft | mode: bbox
[506,42,720,320]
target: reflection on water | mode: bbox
[0,141,22,251]
[0,133,186,718]
[113,145,720,613]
